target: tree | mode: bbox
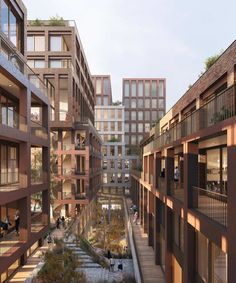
[34,240,85,283]
[49,15,65,26]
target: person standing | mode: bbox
[56,217,61,229]
[133,211,138,225]
[174,166,179,182]
[15,211,20,236]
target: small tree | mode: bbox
[204,52,222,71]
[30,19,42,26]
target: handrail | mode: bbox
[144,84,236,152]
[193,186,227,199]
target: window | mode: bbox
[95,122,101,131]
[125,111,129,120]
[96,79,102,94]
[145,81,150,96]
[117,109,122,119]
[117,121,122,131]
[159,110,164,118]
[131,123,136,132]
[1,1,23,49]
[110,109,115,119]
[152,99,157,108]
[96,96,101,105]
[49,59,70,68]
[151,81,157,97]
[124,81,130,97]
[96,109,101,119]
[131,111,136,120]
[118,146,122,156]
[125,135,129,144]
[131,99,136,108]
[138,99,143,108]
[103,96,109,106]
[151,111,157,121]
[27,36,45,51]
[124,98,129,108]
[103,78,109,95]
[27,60,45,68]
[145,99,150,108]
[138,123,143,133]
[145,123,150,132]
[159,99,165,108]
[138,135,143,144]
[110,122,115,131]
[131,135,136,144]
[110,146,115,156]
[103,122,108,131]
[138,112,143,121]
[131,81,136,97]
[104,110,108,119]
[138,81,143,97]
[59,77,68,121]
[145,111,150,121]
[125,123,129,132]
[50,36,68,51]
[159,80,164,97]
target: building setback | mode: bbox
[27,20,102,219]
[0,0,50,281]
[93,75,139,195]
[123,78,166,155]
[131,41,236,282]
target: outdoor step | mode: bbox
[77,263,102,268]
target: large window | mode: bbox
[50,36,68,52]
[131,111,136,120]
[1,0,23,49]
[103,78,109,95]
[0,144,18,185]
[151,81,157,97]
[131,99,136,108]
[124,81,130,97]
[131,123,136,133]
[145,81,150,96]
[28,60,45,68]
[138,82,143,97]
[49,59,70,68]
[159,80,164,97]
[138,112,143,121]
[131,81,136,97]
[96,79,102,94]
[59,76,68,121]
[27,36,45,52]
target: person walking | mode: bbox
[56,217,61,229]
[15,211,20,236]
[133,211,138,225]
[118,259,123,271]
[110,257,115,272]
[46,233,54,250]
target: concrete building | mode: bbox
[130,41,236,282]
[0,0,50,281]
[93,75,139,195]
[27,20,102,219]
[123,78,166,155]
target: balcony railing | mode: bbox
[192,186,227,227]
[158,177,165,193]
[0,33,49,98]
[0,108,27,132]
[31,170,47,185]
[170,181,184,202]
[31,120,48,139]
[143,85,236,152]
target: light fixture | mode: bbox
[8,84,12,87]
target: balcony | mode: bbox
[31,120,48,139]
[31,170,47,185]
[0,33,49,98]
[0,108,27,132]
[192,186,227,227]
[75,143,86,150]
[170,181,184,202]
[151,85,236,150]
[158,177,165,193]
[0,172,22,192]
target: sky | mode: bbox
[24,0,236,110]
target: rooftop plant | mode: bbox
[49,15,65,26]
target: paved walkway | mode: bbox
[127,199,164,283]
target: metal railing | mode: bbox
[158,177,165,193]
[170,181,184,202]
[31,170,47,185]
[0,108,27,131]
[0,172,19,185]
[192,186,227,227]
[144,85,236,153]
[0,33,49,98]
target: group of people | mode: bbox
[107,250,123,272]
[0,211,20,238]
[56,215,66,229]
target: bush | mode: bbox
[30,19,42,26]
[49,15,65,26]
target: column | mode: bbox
[183,141,198,283]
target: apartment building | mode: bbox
[131,41,236,282]
[27,20,102,218]
[0,1,50,281]
[123,78,166,154]
[93,75,139,195]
